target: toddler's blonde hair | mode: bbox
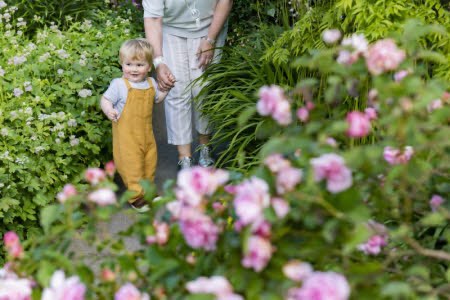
[119,38,153,65]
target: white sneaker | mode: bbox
[178,156,194,170]
[198,145,214,167]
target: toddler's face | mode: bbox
[122,57,151,83]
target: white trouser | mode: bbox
[162,29,226,145]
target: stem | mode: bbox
[403,236,450,261]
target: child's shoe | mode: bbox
[178,156,194,170]
[198,145,214,167]
[130,198,150,213]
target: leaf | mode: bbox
[40,204,60,233]
[381,281,413,298]
[238,106,257,127]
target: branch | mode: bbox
[403,236,450,261]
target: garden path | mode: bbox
[71,101,200,270]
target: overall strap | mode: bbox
[123,78,132,90]
[146,78,154,89]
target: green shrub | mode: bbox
[0,6,142,238]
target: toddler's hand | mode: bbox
[107,109,119,122]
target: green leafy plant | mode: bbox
[0,5,142,238]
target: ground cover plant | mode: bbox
[0,2,142,239]
[1,18,449,299]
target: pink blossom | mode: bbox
[42,270,86,300]
[177,167,229,207]
[383,146,414,165]
[257,85,292,126]
[430,194,445,212]
[325,137,338,148]
[296,107,309,122]
[272,99,292,126]
[233,177,270,225]
[87,188,117,206]
[271,198,290,219]
[257,85,285,116]
[0,267,32,300]
[84,168,106,185]
[264,154,291,173]
[282,260,313,282]
[310,153,352,193]
[186,276,233,296]
[3,231,23,259]
[322,29,341,44]
[146,221,170,246]
[166,201,182,219]
[364,107,377,121]
[306,101,315,111]
[358,235,388,255]
[427,99,443,112]
[394,69,410,82]
[56,184,77,203]
[346,111,371,138]
[212,201,225,213]
[251,219,271,238]
[105,161,116,177]
[115,283,149,300]
[276,167,303,194]
[241,235,272,272]
[336,50,355,65]
[288,271,350,300]
[100,268,115,282]
[365,39,405,75]
[341,33,368,54]
[179,208,220,251]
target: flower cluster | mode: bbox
[257,85,292,125]
[383,146,414,165]
[0,266,33,300]
[3,231,24,259]
[115,283,150,300]
[357,221,389,255]
[310,153,352,194]
[186,276,243,300]
[42,270,86,300]
[284,261,350,300]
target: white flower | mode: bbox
[0,1,7,9]
[70,138,80,146]
[78,89,92,98]
[67,119,77,127]
[13,88,23,97]
[0,67,4,77]
[57,131,65,138]
[1,128,8,136]
[57,69,64,75]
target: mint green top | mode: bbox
[142,0,220,38]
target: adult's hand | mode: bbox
[156,64,176,92]
[197,39,215,71]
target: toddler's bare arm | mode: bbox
[100,96,119,121]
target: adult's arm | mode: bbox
[197,0,233,70]
[144,17,175,92]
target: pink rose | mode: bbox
[271,198,290,219]
[272,99,292,126]
[342,33,368,54]
[56,184,77,203]
[179,208,220,251]
[364,107,377,121]
[0,268,33,300]
[87,188,117,206]
[427,99,443,112]
[296,107,309,122]
[383,146,414,165]
[288,271,350,300]
[394,69,410,82]
[3,231,23,259]
[276,167,303,194]
[146,221,170,246]
[233,177,270,225]
[84,168,106,185]
[264,154,291,173]
[322,29,341,44]
[186,276,243,299]
[257,85,285,116]
[42,270,86,300]
[104,161,116,177]
[310,154,353,193]
[346,111,371,138]
[358,234,388,255]
[283,260,313,282]
[429,194,445,212]
[115,283,149,300]
[241,235,272,272]
[365,39,405,75]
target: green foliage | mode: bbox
[0,6,141,237]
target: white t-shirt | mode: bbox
[103,77,159,115]
[142,0,220,38]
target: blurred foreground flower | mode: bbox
[42,270,86,300]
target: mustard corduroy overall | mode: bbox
[112,78,157,203]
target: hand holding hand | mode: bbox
[197,39,215,71]
[157,64,176,92]
[106,108,119,122]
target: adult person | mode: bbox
[143,0,233,169]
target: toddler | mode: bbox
[100,38,172,212]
